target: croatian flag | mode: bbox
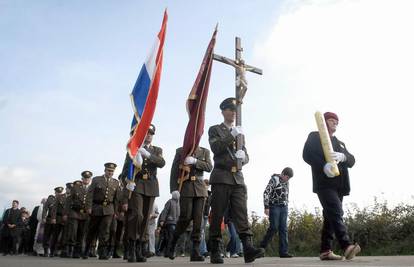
[127,10,167,171]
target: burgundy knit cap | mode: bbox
[324,112,339,122]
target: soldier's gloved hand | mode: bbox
[62,215,67,222]
[126,182,136,192]
[184,156,197,165]
[330,151,346,162]
[231,126,244,137]
[235,150,246,161]
[323,163,336,178]
[134,152,143,166]
[139,147,151,158]
[51,219,56,224]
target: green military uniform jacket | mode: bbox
[170,147,212,197]
[86,175,120,216]
[51,194,66,225]
[65,183,89,220]
[42,195,56,224]
[121,145,165,201]
[208,123,249,185]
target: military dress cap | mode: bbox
[104,162,117,170]
[54,186,64,193]
[81,170,93,178]
[148,124,156,135]
[73,180,82,185]
[220,97,237,111]
[66,182,73,189]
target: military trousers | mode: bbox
[85,215,113,248]
[174,196,205,242]
[66,218,87,248]
[209,183,252,241]
[125,192,154,241]
[42,223,53,248]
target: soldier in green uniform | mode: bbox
[65,171,92,258]
[41,193,56,257]
[83,163,120,260]
[50,186,66,257]
[166,146,212,261]
[208,97,265,264]
[59,182,73,258]
[121,124,166,263]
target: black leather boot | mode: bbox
[98,246,109,260]
[240,235,265,263]
[135,241,146,262]
[43,247,49,257]
[81,245,89,259]
[190,241,205,262]
[112,242,121,258]
[127,240,136,263]
[210,240,224,264]
[72,246,81,258]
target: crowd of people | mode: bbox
[1,98,361,263]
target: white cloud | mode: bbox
[243,0,414,215]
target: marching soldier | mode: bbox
[166,146,212,261]
[83,163,120,260]
[65,171,92,258]
[59,182,73,257]
[121,124,166,263]
[41,193,56,257]
[50,186,66,257]
[207,97,265,264]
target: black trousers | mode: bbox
[209,184,252,241]
[317,188,351,252]
[174,196,205,242]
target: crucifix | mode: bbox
[213,37,263,170]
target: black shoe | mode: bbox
[166,236,178,260]
[280,253,293,258]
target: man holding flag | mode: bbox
[122,125,165,263]
[119,10,167,263]
[164,27,216,262]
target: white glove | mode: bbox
[330,151,346,162]
[323,163,336,178]
[134,152,143,166]
[184,156,197,165]
[235,150,246,161]
[139,147,151,158]
[230,126,243,137]
[126,182,136,191]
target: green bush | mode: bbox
[250,199,414,256]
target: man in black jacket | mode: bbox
[303,111,360,260]
[1,200,21,255]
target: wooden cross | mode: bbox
[213,37,263,170]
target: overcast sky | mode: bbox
[1,0,413,216]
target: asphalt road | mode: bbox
[1,255,414,267]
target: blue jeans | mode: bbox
[260,204,288,255]
[226,221,241,255]
[199,215,208,254]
